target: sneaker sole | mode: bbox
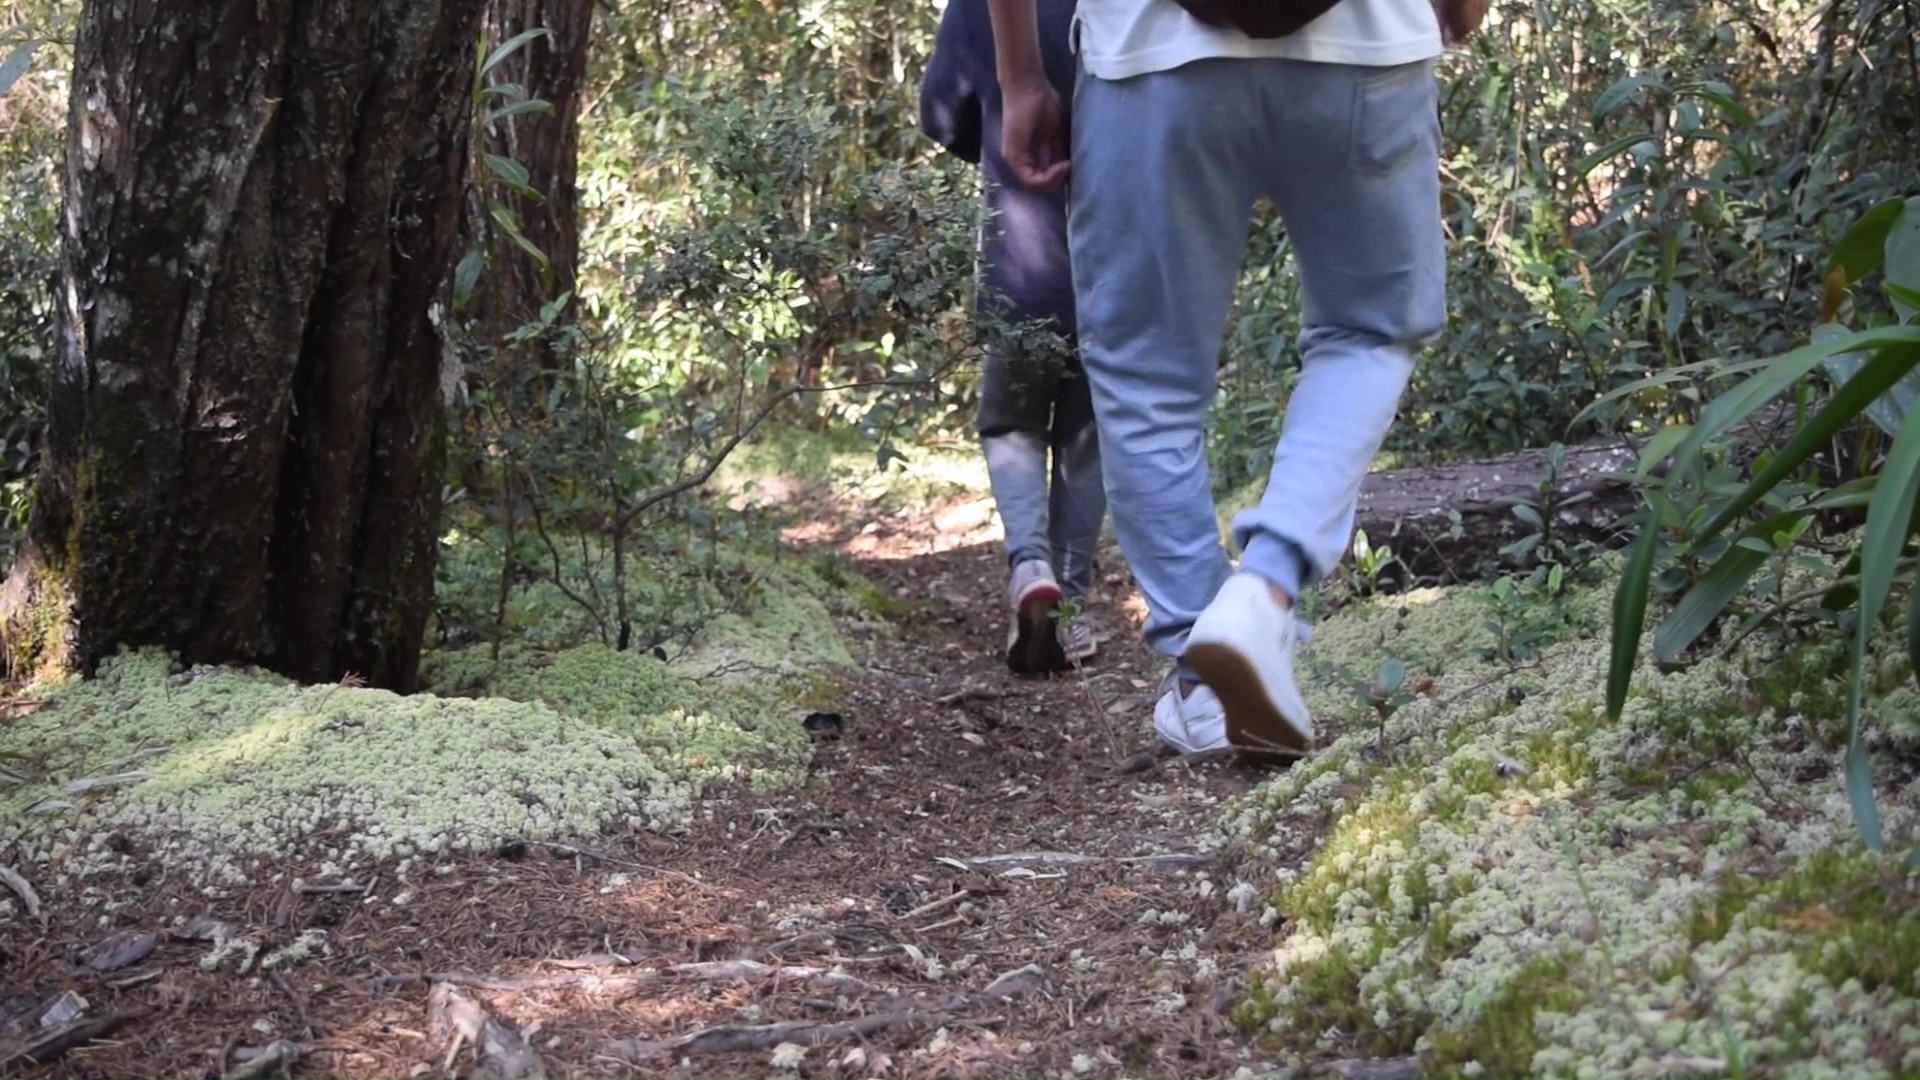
[1182,641,1312,757]
[1007,585,1068,675]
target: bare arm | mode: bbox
[986,0,1047,92]
[984,0,1070,190]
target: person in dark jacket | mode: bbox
[918,0,1107,675]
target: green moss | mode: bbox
[1424,950,1587,1078]
[1760,850,1920,993]
[1221,555,1920,1079]
[806,547,915,620]
[423,642,812,790]
[1,649,692,885]
[1236,933,1409,1059]
[1280,782,1423,933]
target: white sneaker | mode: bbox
[1183,572,1315,755]
[1059,615,1097,665]
[1153,673,1228,753]
[1005,559,1066,675]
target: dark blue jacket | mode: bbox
[917,0,1079,338]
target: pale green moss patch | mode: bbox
[3,532,867,891]
[421,641,813,791]
[1,650,691,887]
[1221,571,1920,1078]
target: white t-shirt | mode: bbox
[1073,0,1442,79]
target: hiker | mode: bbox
[918,0,1108,676]
[983,0,1477,751]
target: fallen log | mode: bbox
[1351,405,1798,586]
[1352,440,1639,586]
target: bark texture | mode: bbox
[0,0,490,690]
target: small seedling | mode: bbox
[1358,656,1415,748]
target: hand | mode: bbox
[1000,80,1070,192]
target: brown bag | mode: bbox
[1165,0,1488,44]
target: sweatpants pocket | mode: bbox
[1348,59,1438,176]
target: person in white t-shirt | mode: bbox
[983,0,1451,757]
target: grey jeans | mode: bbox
[1068,54,1446,660]
[977,341,1106,598]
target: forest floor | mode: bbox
[2,470,1330,1080]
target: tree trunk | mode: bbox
[467,0,592,356]
[0,0,489,691]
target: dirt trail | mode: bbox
[2,494,1304,1080]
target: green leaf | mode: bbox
[1663,281,1687,340]
[1853,403,1920,686]
[1834,374,1920,856]
[1843,682,1884,852]
[1376,657,1406,696]
[0,38,37,98]
[1826,196,1905,285]
[1887,280,1920,316]
[1696,342,1920,541]
[452,248,483,309]
[485,98,556,125]
[1652,535,1775,663]
[1575,133,1655,184]
[1593,74,1665,127]
[481,27,550,78]
[485,152,530,188]
[1607,511,1662,722]
[1822,343,1920,436]
[1674,80,1753,126]
[484,153,541,199]
[1636,423,1693,479]
[1887,199,1920,323]
[488,203,551,272]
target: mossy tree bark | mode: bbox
[0,0,491,691]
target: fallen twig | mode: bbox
[523,839,721,893]
[604,963,1046,1060]
[897,888,976,923]
[224,1040,307,1080]
[933,687,1004,707]
[952,850,1218,873]
[913,913,968,934]
[62,769,152,795]
[370,959,872,997]
[608,1009,955,1059]
[0,1013,135,1069]
[293,881,367,895]
[428,982,547,1080]
[269,971,319,1040]
[0,864,42,918]
[1313,1056,1424,1080]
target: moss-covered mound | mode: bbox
[420,641,818,792]
[1223,570,1920,1078]
[1,651,690,887]
[2,540,868,892]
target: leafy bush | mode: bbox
[1605,194,1920,855]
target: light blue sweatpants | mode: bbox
[1067,54,1446,662]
